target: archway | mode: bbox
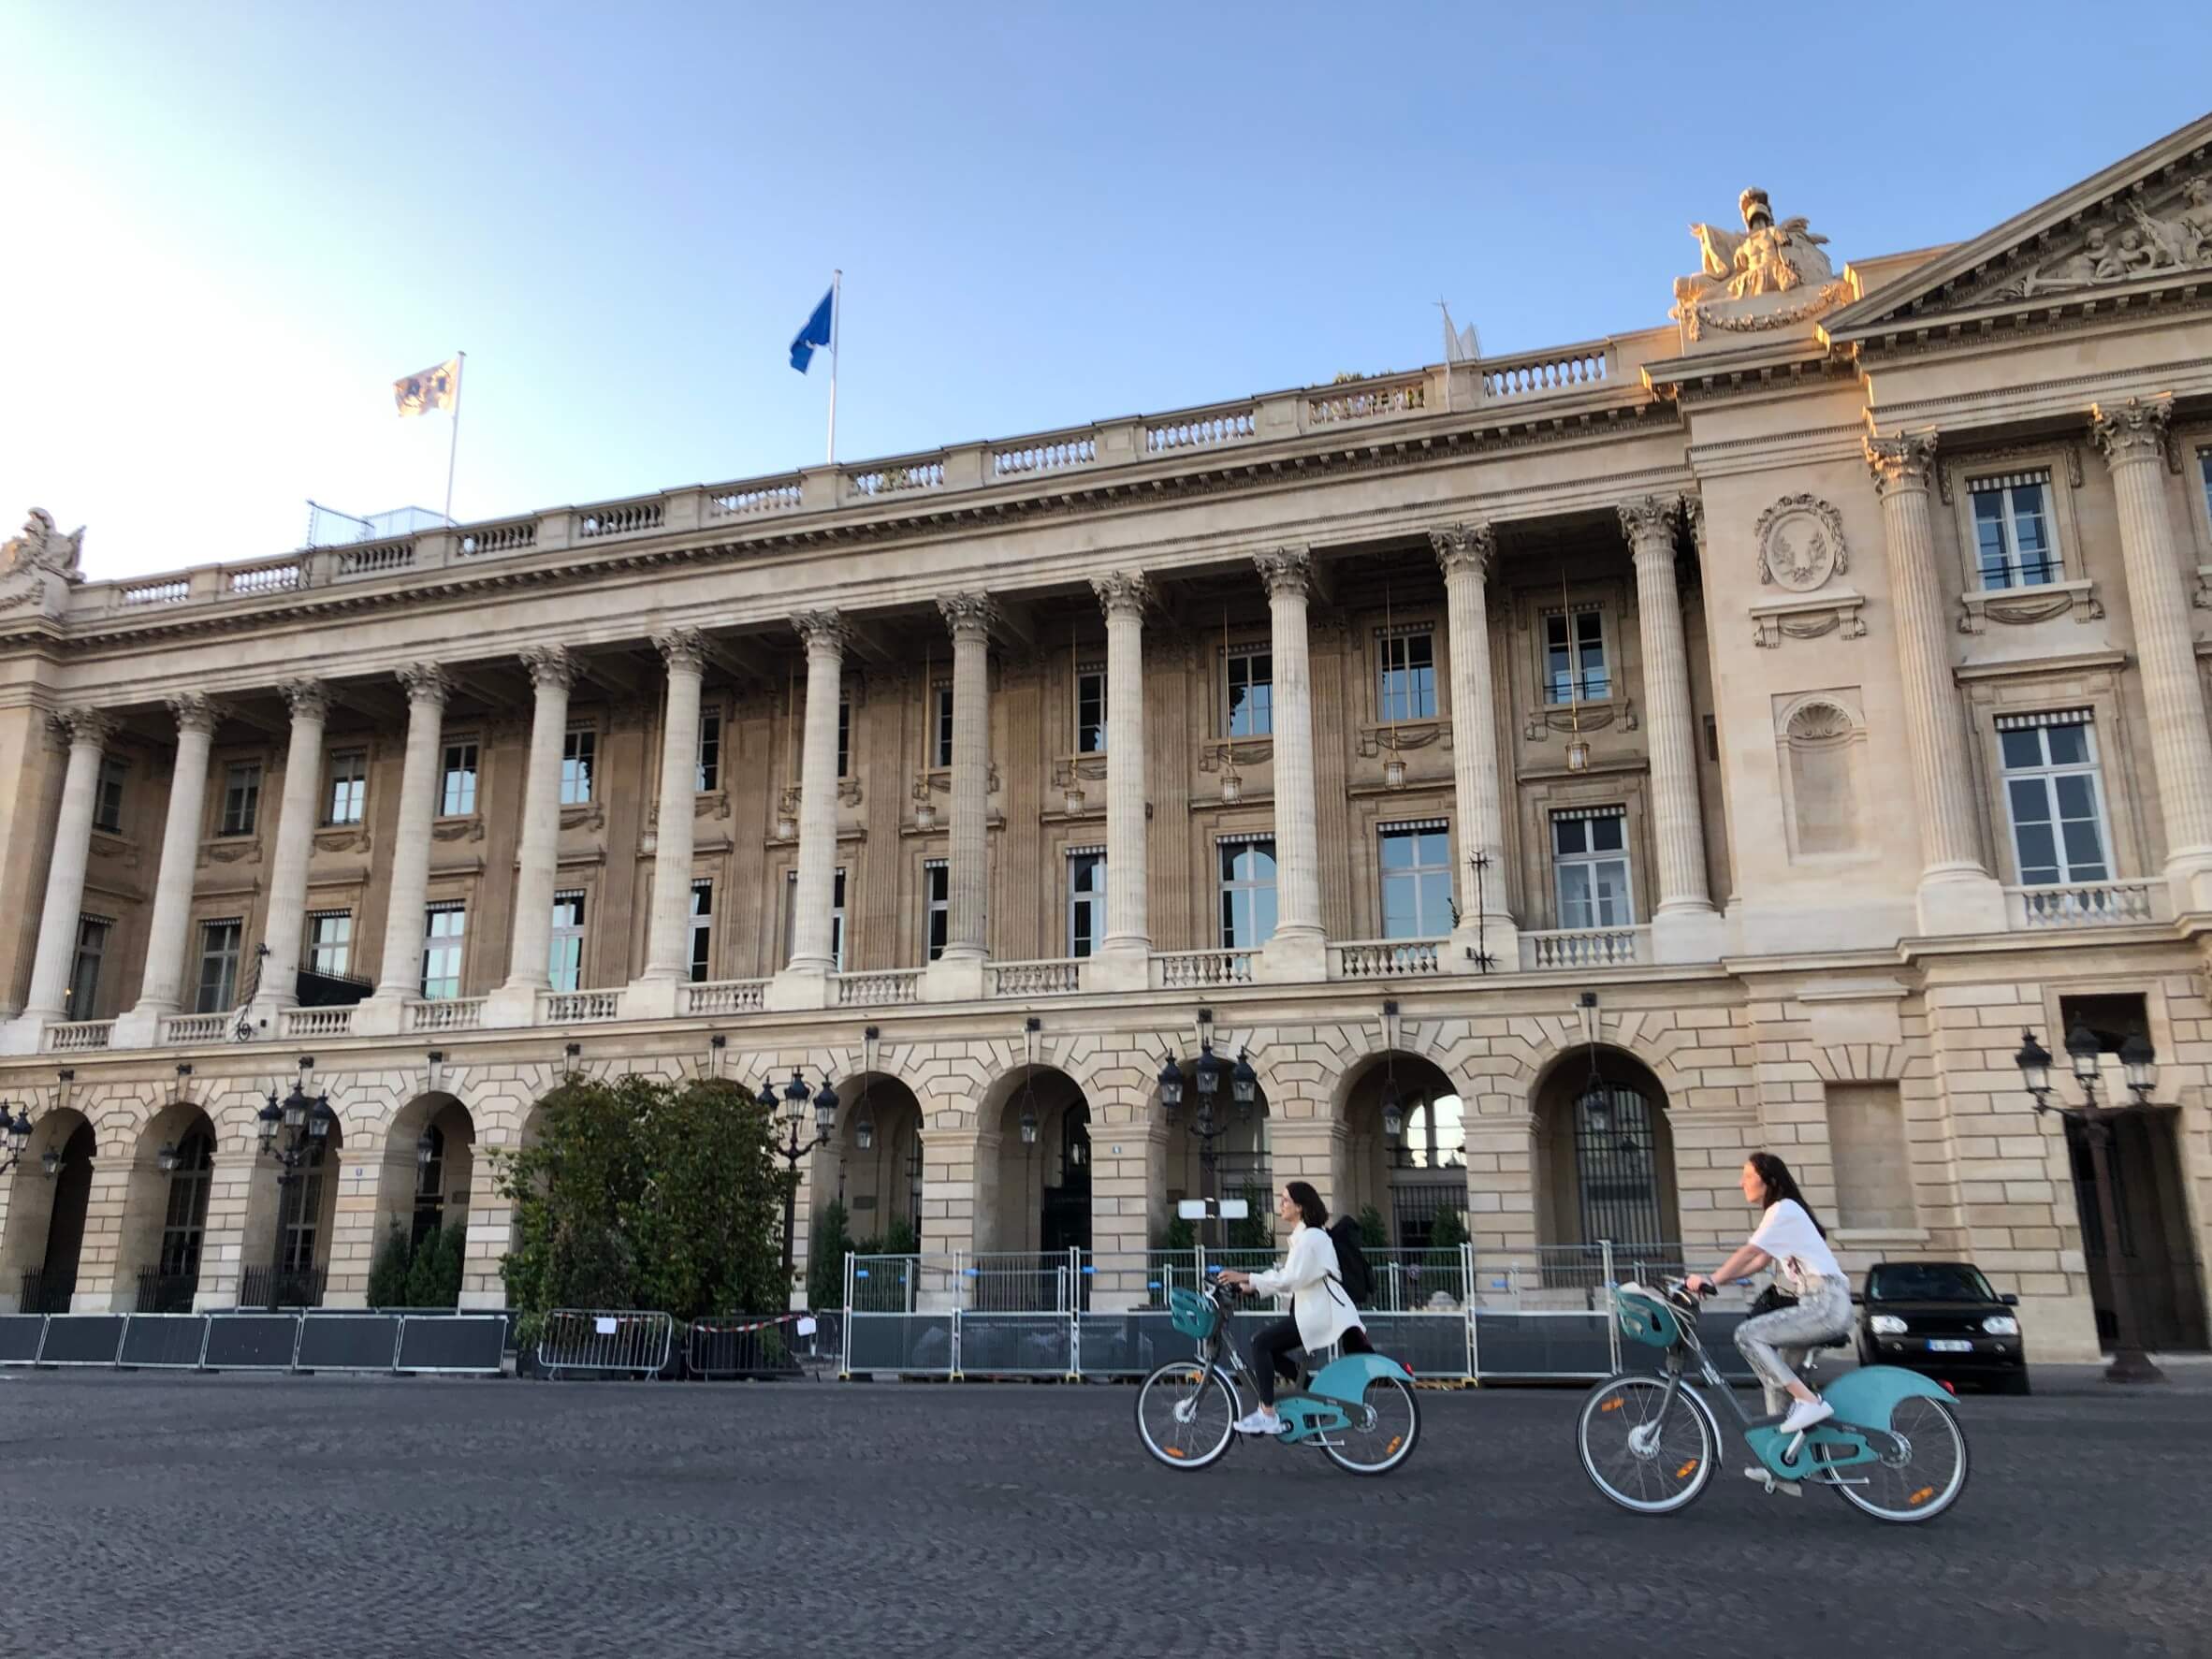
[249,1116,342,1308]
[1342,1053,1466,1251]
[1533,1046,1681,1266]
[986,1066,1093,1259]
[1165,1068,1272,1256]
[117,1103,218,1312]
[375,1093,477,1252]
[2,1109,94,1313]
[828,1073,924,1251]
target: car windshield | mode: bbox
[1870,1263,1998,1302]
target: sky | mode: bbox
[4,3,2208,582]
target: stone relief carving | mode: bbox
[313,827,371,854]
[1957,584,2103,633]
[432,818,486,843]
[1754,495,1848,592]
[1987,176,2212,301]
[1672,189,1849,340]
[3,509,85,581]
[1753,600,1867,648]
[560,802,605,832]
[1523,702,1637,741]
[1357,721,1451,757]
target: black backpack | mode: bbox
[1326,1216,1373,1304]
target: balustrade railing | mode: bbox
[575,501,664,539]
[1145,407,1255,454]
[2005,880,2161,929]
[45,1020,113,1053]
[1151,949,1255,989]
[845,459,945,499]
[1306,375,1427,425]
[835,970,922,1008]
[1479,341,1614,400]
[457,519,537,557]
[159,1012,235,1045]
[679,978,769,1016]
[1518,926,1648,970]
[1329,939,1444,979]
[541,989,621,1024]
[706,479,803,518]
[279,1005,355,1038]
[407,997,485,1033]
[993,437,1096,478]
[335,539,416,579]
[118,576,190,606]
[986,959,1084,997]
[225,560,304,596]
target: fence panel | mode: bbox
[0,1315,47,1364]
[203,1314,302,1370]
[1359,1311,1473,1380]
[296,1313,403,1372]
[844,1256,958,1377]
[38,1314,127,1366]
[964,1251,1078,1313]
[958,1313,1072,1376]
[395,1314,510,1375]
[536,1310,675,1378]
[119,1315,210,1369]
[1072,1311,1196,1376]
[688,1320,805,1379]
[1471,1311,1615,1379]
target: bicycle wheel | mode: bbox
[1824,1398,1969,1523]
[1577,1375,1716,1515]
[1322,1376,1420,1476]
[1135,1361,1237,1470]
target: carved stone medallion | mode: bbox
[1754,495,1847,593]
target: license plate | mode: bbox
[1926,1339,1973,1353]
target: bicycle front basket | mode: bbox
[1616,1288,1683,1350]
[1168,1288,1219,1341]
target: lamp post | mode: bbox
[762,1070,839,1281]
[0,1101,33,1175]
[256,1056,337,1305]
[2014,1024,2167,1385]
[1157,1043,1259,1248]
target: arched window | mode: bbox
[158,1127,215,1282]
[413,1123,446,1246]
[1573,1084,1664,1249]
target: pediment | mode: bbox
[1823,112,2212,343]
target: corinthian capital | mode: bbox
[280,678,330,722]
[2088,396,2174,468]
[396,662,452,708]
[1090,571,1154,619]
[1863,430,1939,496]
[1429,522,1497,580]
[937,592,998,641]
[1252,547,1314,600]
[50,706,120,750]
[651,629,707,677]
[518,646,575,692]
[793,609,849,658]
[166,693,225,736]
[1615,495,1681,548]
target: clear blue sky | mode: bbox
[5,3,2207,580]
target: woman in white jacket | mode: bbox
[1215,1181,1371,1435]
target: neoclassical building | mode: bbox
[7,118,2212,1361]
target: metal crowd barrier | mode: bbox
[688,1317,808,1379]
[535,1309,677,1379]
[0,1310,506,1375]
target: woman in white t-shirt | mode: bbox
[1686,1152,1852,1435]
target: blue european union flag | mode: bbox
[790,288,834,372]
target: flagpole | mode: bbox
[826,271,841,466]
[444,351,467,525]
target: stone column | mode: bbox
[114,694,225,1043]
[1431,523,1517,968]
[2090,397,2212,910]
[7,708,118,1047]
[1618,497,1723,962]
[488,648,572,1027]
[768,611,847,1009]
[632,630,708,1013]
[1865,433,2007,935]
[252,680,329,1020]
[1255,547,1326,981]
[361,664,451,1023]
[926,593,995,1000]
[1090,573,1153,991]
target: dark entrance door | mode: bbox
[29,1123,96,1312]
[1040,1105,1092,1256]
[2067,1110,2209,1352]
[1574,1084,1665,1251]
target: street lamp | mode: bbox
[0,1101,33,1175]
[259,1058,334,1181]
[1162,1038,1259,1248]
[2014,1023,2166,1385]
[767,1070,839,1282]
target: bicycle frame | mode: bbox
[1643,1308,1898,1485]
[1189,1289,1402,1447]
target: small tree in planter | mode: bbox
[1426,1208,1470,1305]
[808,1199,853,1312]
[368,1226,412,1309]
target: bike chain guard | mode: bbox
[1272,1391,1354,1444]
[1743,1419,1878,1481]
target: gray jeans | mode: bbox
[1734,1276,1854,1415]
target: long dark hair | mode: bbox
[1285,1181,1328,1230]
[1748,1152,1826,1238]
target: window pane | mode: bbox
[1552,816,1586,856]
[1379,830,1412,870]
[1382,873,1417,939]
[2059,816,2107,877]
[695,715,720,793]
[2052,773,2097,819]
[2010,485,2054,583]
[1588,814,1624,853]
[1999,729,2045,770]
[1544,615,1571,703]
[560,731,594,805]
[2014,822,2059,882]
[1418,869,1452,934]
[1250,884,1276,947]
[2044,725,2089,767]
[2007,777,2052,824]
[1557,864,1592,930]
[1592,858,1631,925]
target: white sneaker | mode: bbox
[1231,1408,1282,1435]
[1780,1397,1834,1435]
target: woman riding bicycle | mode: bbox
[1686,1151,1851,1436]
[1215,1181,1370,1436]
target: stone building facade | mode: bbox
[7,118,2212,1361]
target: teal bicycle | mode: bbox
[1578,1279,1970,1523]
[1134,1279,1421,1476]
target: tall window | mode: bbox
[548,891,586,991]
[1218,837,1278,948]
[195,919,242,1012]
[1225,648,1273,736]
[837,699,851,779]
[1378,630,1437,722]
[1544,610,1608,704]
[441,742,479,816]
[421,902,466,999]
[95,758,127,834]
[784,867,847,970]
[279,1142,327,1274]
[2000,712,2111,886]
[696,711,721,793]
[1552,809,1633,929]
[325,749,366,825]
[1379,822,1452,939]
[1068,849,1106,957]
[157,1128,215,1280]
[689,880,713,982]
[931,685,953,767]
[923,860,949,961]
[412,1125,446,1247]
[68,915,111,1016]
[560,729,595,805]
[1075,666,1107,754]
[220,763,262,837]
[306,910,352,977]
[1970,469,2059,589]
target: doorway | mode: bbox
[2066,1109,2209,1352]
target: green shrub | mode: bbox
[807,1199,853,1312]
[1357,1205,1389,1249]
[880,1215,920,1258]
[367,1226,412,1309]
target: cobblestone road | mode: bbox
[0,1371,2206,1658]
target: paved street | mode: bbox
[0,1371,2207,1658]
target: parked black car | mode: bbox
[1855,1260,2030,1394]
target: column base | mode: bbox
[109,1005,169,1048]
[1255,929,1327,985]
[1448,917,1520,974]
[0,1015,49,1056]
[617,979,679,1022]
[2165,852,2212,916]
[483,983,545,1028]
[349,997,408,1037]
[764,968,834,1012]
[1914,869,2008,937]
[1088,943,1152,993]
[922,956,987,1003]
[1650,905,1726,966]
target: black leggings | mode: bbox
[1249,1316,1375,1407]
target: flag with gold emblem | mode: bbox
[393,358,460,416]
